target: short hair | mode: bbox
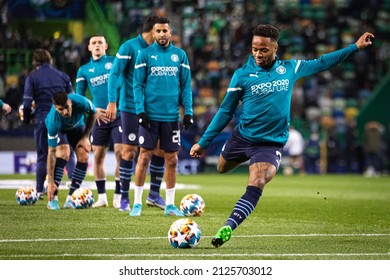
[252,24,280,41]
[89,34,106,40]
[155,17,171,25]
[142,12,161,33]
[32,49,52,67]
[52,92,68,106]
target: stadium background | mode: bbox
[0,0,389,176]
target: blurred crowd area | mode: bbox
[0,0,390,174]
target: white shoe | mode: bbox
[92,199,108,208]
[113,193,121,208]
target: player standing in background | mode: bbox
[45,92,103,210]
[133,17,193,216]
[283,126,305,175]
[76,35,122,208]
[106,13,166,212]
[190,24,374,247]
[0,99,11,114]
[22,49,76,200]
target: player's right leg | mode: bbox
[132,147,154,216]
[118,112,139,212]
[34,123,48,200]
[47,142,70,210]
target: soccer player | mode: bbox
[22,49,76,200]
[133,17,193,216]
[76,35,122,208]
[0,99,11,114]
[45,92,102,210]
[106,13,167,212]
[190,25,374,247]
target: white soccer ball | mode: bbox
[15,186,38,205]
[180,194,205,217]
[71,187,94,209]
[168,218,202,249]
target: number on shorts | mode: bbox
[172,130,180,144]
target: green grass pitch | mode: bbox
[0,173,389,260]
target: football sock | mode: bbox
[115,177,121,194]
[36,160,46,193]
[165,187,176,205]
[54,158,67,187]
[96,179,106,194]
[133,185,143,204]
[119,158,133,200]
[69,162,88,196]
[226,186,263,230]
[150,155,165,195]
[65,150,76,179]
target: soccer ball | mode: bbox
[71,187,94,209]
[168,218,201,249]
[180,194,205,216]
[15,186,38,205]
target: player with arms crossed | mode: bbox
[45,92,101,210]
[190,24,374,247]
[133,17,193,216]
[106,13,166,212]
[76,35,122,208]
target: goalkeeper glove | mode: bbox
[138,113,149,128]
[183,115,193,130]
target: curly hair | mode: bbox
[252,25,280,41]
[32,49,52,67]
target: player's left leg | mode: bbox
[146,146,165,210]
[34,123,48,199]
[65,148,76,188]
[113,142,123,208]
[92,145,108,208]
[212,144,282,247]
[63,128,90,208]
[163,151,183,216]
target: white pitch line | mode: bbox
[0,180,201,190]
[1,233,389,243]
[2,252,390,259]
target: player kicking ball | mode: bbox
[190,25,374,247]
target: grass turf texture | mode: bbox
[0,174,389,260]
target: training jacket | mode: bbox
[133,41,193,122]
